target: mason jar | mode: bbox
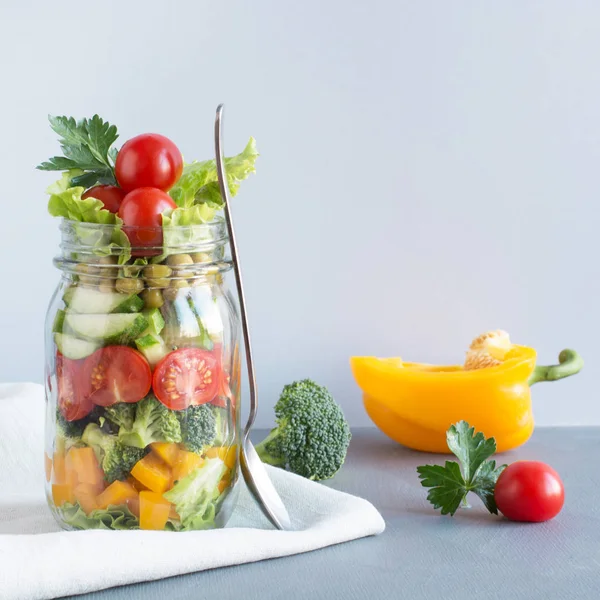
[44,219,241,531]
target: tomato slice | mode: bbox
[82,346,152,407]
[153,349,220,410]
[56,353,93,421]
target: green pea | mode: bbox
[98,278,115,293]
[166,253,194,267]
[143,264,172,288]
[190,252,211,264]
[141,288,164,308]
[115,278,144,294]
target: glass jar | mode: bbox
[44,219,241,531]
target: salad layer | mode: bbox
[41,115,254,530]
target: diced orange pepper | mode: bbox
[139,491,171,530]
[171,451,204,485]
[52,483,75,507]
[151,442,181,467]
[66,447,104,490]
[127,476,149,493]
[52,451,66,484]
[218,475,231,494]
[205,446,237,470]
[74,483,99,515]
[44,452,52,482]
[96,480,138,510]
[127,495,140,518]
[130,453,171,494]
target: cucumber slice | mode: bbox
[64,313,148,344]
[141,308,165,336]
[52,309,66,334]
[54,333,100,359]
[63,286,143,314]
[135,333,169,367]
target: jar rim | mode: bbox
[57,216,229,255]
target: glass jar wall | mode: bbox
[44,219,241,531]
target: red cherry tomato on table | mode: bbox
[495,461,565,522]
[81,346,152,407]
[82,185,127,214]
[56,353,92,421]
[153,348,221,411]
[115,133,183,192]
[118,187,177,255]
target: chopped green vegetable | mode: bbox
[417,421,507,516]
[103,403,136,431]
[177,404,217,454]
[60,503,139,530]
[255,379,351,481]
[82,423,146,483]
[118,395,182,449]
[37,115,119,188]
[163,457,226,530]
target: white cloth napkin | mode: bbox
[0,383,385,600]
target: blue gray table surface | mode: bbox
[63,427,600,600]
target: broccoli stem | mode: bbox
[528,349,583,386]
[254,428,287,467]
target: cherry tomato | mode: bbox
[82,185,127,214]
[82,346,152,407]
[56,353,92,421]
[115,133,183,192]
[118,187,177,256]
[495,461,565,522]
[153,348,221,410]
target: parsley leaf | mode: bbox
[417,421,507,516]
[37,115,119,187]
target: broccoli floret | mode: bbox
[56,410,87,440]
[118,395,182,449]
[104,403,136,430]
[255,379,351,481]
[178,404,217,454]
[56,407,103,447]
[82,423,145,483]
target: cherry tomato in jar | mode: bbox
[56,353,93,421]
[82,346,152,407]
[118,187,177,256]
[495,461,565,522]
[115,133,183,192]
[82,185,127,214]
[153,348,221,411]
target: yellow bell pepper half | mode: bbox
[351,346,583,454]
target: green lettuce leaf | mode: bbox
[152,205,220,262]
[46,171,132,264]
[163,457,226,530]
[59,503,139,530]
[169,138,258,208]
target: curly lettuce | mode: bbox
[46,170,131,263]
[60,503,139,530]
[168,138,258,208]
[163,457,226,530]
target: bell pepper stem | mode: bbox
[528,349,583,386]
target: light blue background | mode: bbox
[0,1,595,427]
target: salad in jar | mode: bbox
[39,115,257,530]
